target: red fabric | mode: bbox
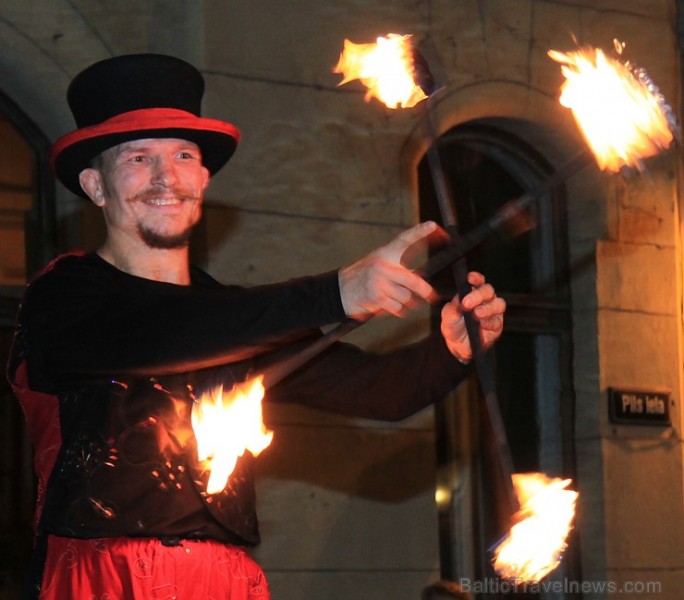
[10,359,62,532]
[40,536,270,600]
[49,107,241,170]
[8,252,86,532]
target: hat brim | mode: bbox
[50,111,240,197]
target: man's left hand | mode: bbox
[440,271,506,363]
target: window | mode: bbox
[419,121,579,598]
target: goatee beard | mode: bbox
[130,186,200,249]
[138,223,194,249]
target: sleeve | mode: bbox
[20,255,347,389]
[260,330,473,422]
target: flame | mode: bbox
[333,33,428,109]
[493,473,578,583]
[548,42,676,172]
[191,376,273,494]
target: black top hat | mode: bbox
[49,54,240,197]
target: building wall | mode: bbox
[0,1,682,599]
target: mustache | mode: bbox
[128,187,201,203]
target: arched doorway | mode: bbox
[0,89,55,597]
[419,121,580,598]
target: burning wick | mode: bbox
[191,376,273,494]
[493,473,578,583]
[548,40,677,172]
[333,33,428,108]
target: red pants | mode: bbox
[39,536,270,599]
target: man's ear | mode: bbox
[201,165,210,192]
[79,168,106,206]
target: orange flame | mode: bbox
[333,33,427,109]
[548,42,676,172]
[191,376,273,494]
[493,473,578,582]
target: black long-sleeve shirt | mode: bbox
[10,252,469,546]
[19,252,347,388]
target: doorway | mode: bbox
[0,90,55,597]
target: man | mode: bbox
[9,54,505,599]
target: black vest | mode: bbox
[40,366,261,546]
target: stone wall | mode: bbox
[0,1,681,598]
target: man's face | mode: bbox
[86,138,210,249]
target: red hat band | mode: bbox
[49,108,240,172]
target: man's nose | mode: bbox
[151,156,178,186]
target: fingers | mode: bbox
[339,254,437,319]
[461,276,506,331]
[339,222,445,320]
[378,273,436,316]
[474,296,506,327]
[440,271,506,361]
[376,221,447,265]
[460,272,496,310]
[352,260,435,317]
[440,300,471,362]
[462,273,506,337]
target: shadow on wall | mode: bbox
[257,409,436,502]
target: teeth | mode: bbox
[148,198,180,206]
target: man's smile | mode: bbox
[144,197,184,207]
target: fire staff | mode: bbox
[8,54,505,600]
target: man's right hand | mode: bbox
[338,221,446,320]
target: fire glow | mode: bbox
[548,42,676,172]
[335,33,583,582]
[192,376,273,494]
[333,33,427,109]
[493,473,578,582]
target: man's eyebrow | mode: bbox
[117,142,200,154]
[115,145,151,157]
[175,143,202,153]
